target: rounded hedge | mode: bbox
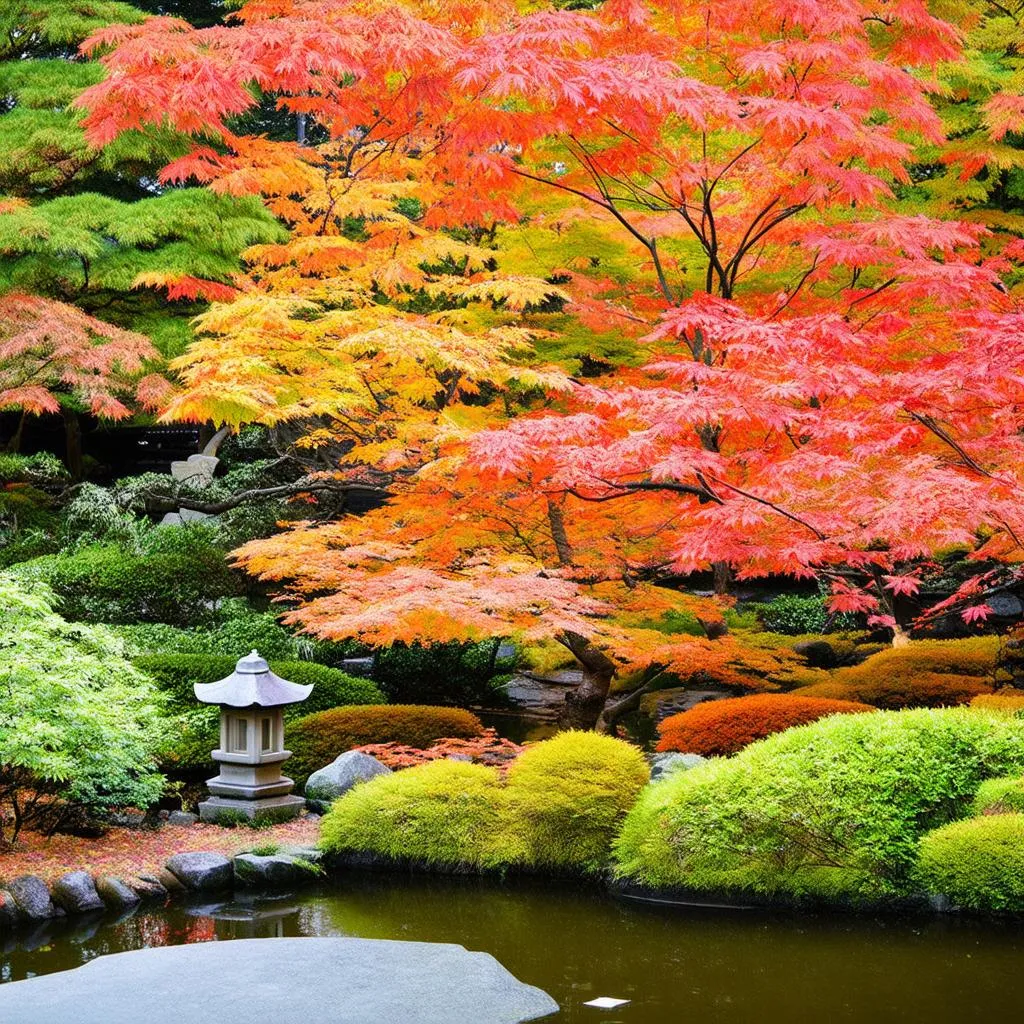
[288,705,484,782]
[38,544,242,626]
[504,732,650,872]
[971,692,1024,714]
[656,694,874,756]
[319,760,505,868]
[915,814,1024,912]
[614,707,1024,904]
[138,655,385,774]
[134,654,384,713]
[792,671,991,709]
[319,732,650,874]
[972,776,1024,816]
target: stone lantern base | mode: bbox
[198,793,306,825]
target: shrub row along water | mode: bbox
[316,708,1024,913]
[320,731,650,875]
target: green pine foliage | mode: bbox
[0,189,282,312]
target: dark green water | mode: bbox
[1,874,1021,1022]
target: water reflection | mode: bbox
[0,874,1021,1022]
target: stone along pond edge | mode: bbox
[0,840,1010,942]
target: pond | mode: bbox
[1,873,1020,1022]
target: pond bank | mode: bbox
[2,874,1022,1022]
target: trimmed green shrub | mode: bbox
[133,654,384,713]
[973,776,1024,816]
[504,732,649,872]
[915,815,1024,911]
[117,609,299,661]
[33,543,242,626]
[757,594,858,635]
[310,638,515,705]
[288,705,483,782]
[137,655,384,774]
[319,760,506,868]
[319,733,650,874]
[614,708,1024,904]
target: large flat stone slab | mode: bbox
[0,937,559,1024]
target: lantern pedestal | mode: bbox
[193,652,314,825]
[198,793,306,824]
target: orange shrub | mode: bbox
[792,671,992,709]
[655,694,874,756]
[287,704,485,781]
[971,692,1024,714]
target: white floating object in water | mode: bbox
[584,996,631,1009]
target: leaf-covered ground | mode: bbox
[0,817,320,887]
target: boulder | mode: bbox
[9,876,63,920]
[0,937,560,1024]
[106,808,147,829]
[95,877,141,912]
[232,853,320,888]
[305,750,391,806]
[988,593,1024,618]
[649,752,706,782]
[0,890,20,931]
[165,852,233,892]
[170,453,218,485]
[792,639,839,669]
[156,868,187,894]
[128,875,168,902]
[51,872,104,914]
[167,811,199,826]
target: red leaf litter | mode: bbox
[0,817,320,887]
[356,728,525,771]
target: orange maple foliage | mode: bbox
[75,0,1024,725]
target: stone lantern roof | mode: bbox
[194,651,313,709]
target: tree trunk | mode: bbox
[5,410,26,453]
[62,408,83,480]
[557,630,617,730]
[713,560,732,595]
[891,622,911,648]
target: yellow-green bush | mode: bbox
[319,732,649,874]
[915,814,1024,911]
[614,708,1024,903]
[504,731,650,872]
[973,776,1024,816]
[319,760,506,868]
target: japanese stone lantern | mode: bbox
[195,651,312,824]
